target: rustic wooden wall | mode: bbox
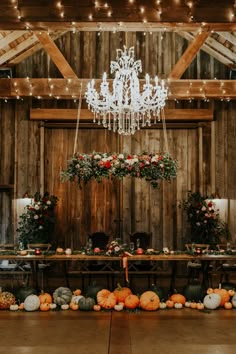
[0,31,235,248]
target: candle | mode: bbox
[35,248,41,255]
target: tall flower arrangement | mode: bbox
[17,192,58,247]
[182,191,230,244]
[61,152,178,189]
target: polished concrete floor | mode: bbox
[0,309,236,354]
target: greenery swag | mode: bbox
[61,152,178,189]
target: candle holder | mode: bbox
[35,248,41,255]
[195,247,202,255]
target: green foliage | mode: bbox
[17,192,58,247]
[61,151,178,189]
[182,191,230,244]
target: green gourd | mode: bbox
[183,283,206,302]
[150,284,166,301]
[86,282,103,300]
[53,287,72,305]
[79,297,95,311]
[14,286,37,303]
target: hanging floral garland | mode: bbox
[61,152,177,189]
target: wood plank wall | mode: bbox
[0,31,235,248]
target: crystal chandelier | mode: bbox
[85,46,168,136]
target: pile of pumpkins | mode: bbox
[1,283,236,312]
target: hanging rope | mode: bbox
[73,83,83,155]
[161,108,170,155]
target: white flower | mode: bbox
[151,156,158,163]
[160,164,164,168]
[163,247,169,254]
[196,222,201,226]
[125,159,134,165]
[46,200,51,205]
[101,157,108,162]
[34,205,40,210]
[107,156,113,161]
[118,154,124,159]
[39,225,43,229]
[76,164,80,168]
[114,246,121,252]
[94,154,101,160]
[34,215,39,220]
[201,206,206,211]
[133,157,138,163]
[145,161,150,165]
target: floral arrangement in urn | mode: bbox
[182,191,230,244]
[61,151,177,189]
[17,192,58,248]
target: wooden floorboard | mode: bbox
[0,309,236,354]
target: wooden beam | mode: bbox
[0,22,235,32]
[178,31,235,67]
[9,31,67,65]
[30,108,214,122]
[0,79,235,99]
[0,33,38,65]
[217,32,236,46]
[0,31,28,50]
[35,31,78,79]
[169,31,210,79]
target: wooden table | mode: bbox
[1,253,235,290]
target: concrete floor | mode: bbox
[0,309,236,354]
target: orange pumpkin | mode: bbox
[113,284,132,303]
[139,291,160,311]
[166,300,174,308]
[73,289,82,296]
[170,293,186,305]
[207,288,214,294]
[196,302,204,310]
[190,302,197,309]
[69,302,79,311]
[18,302,24,310]
[40,302,50,312]
[97,289,117,309]
[38,291,52,304]
[224,301,233,309]
[93,304,101,311]
[228,289,235,297]
[213,288,230,307]
[124,294,140,309]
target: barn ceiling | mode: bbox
[0,0,235,100]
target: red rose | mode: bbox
[127,155,133,159]
[104,161,111,169]
[208,202,213,207]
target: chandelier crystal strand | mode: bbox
[85,46,168,136]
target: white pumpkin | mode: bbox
[203,293,221,310]
[71,295,84,304]
[159,302,167,309]
[174,302,183,309]
[185,301,191,308]
[49,303,57,310]
[61,304,69,310]
[10,304,19,311]
[114,303,124,311]
[24,294,40,311]
[231,293,236,308]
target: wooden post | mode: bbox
[39,122,45,196]
[198,126,203,194]
[211,121,216,195]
